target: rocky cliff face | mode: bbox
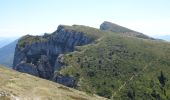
[13,25,94,87]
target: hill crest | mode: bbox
[100,21,154,39]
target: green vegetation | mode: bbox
[0,65,106,100]
[100,21,153,40]
[18,35,48,48]
[62,25,104,40]
[18,25,104,49]
[58,28,170,99]
[100,21,137,33]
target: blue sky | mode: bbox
[0,0,170,37]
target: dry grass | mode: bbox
[0,66,107,100]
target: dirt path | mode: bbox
[112,62,153,98]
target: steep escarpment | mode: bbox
[13,25,102,87]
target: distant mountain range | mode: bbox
[0,37,18,48]
[0,39,18,67]
[153,35,170,41]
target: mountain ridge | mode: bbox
[12,21,170,99]
[100,21,154,40]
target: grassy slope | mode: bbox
[58,28,170,99]
[18,35,48,48]
[63,25,104,39]
[0,65,106,100]
[100,21,153,40]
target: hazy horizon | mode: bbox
[0,0,170,38]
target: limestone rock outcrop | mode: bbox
[13,25,94,87]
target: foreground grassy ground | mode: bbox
[0,65,106,100]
